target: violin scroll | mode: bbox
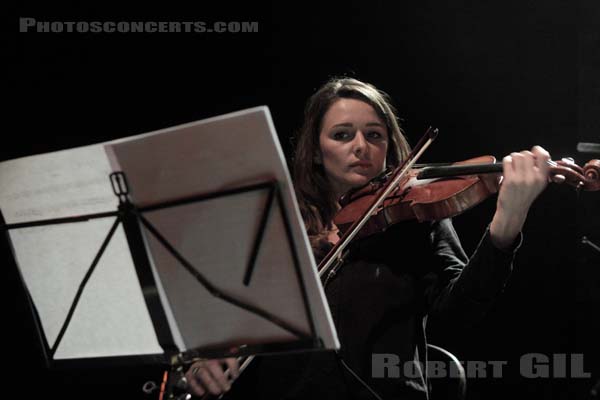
[553,158,600,191]
[583,159,600,191]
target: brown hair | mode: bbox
[291,77,411,248]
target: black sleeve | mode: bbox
[422,218,522,326]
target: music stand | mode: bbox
[0,107,339,389]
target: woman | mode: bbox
[185,78,550,399]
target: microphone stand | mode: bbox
[581,236,600,254]
[577,142,600,399]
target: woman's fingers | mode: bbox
[185,358,238,397]
[205,360,232,393]
[531,145,551,177]
[186,364,207,396]
[490,146,552,249]
[224,357,240,379]
[499,146,551,213]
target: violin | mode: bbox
[318,127,600,289]
[335,155,600,240]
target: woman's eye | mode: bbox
[367,131,384,139]
[333,131,350,140]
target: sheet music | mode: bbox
[0,146,162,359]
[0,106,339,362]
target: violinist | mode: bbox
[185,77,551,399]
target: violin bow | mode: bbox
[318,126,439,287]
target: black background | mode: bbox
[7,1,600,399]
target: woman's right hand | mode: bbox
[185,358,239,397]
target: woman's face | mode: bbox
[319,98,389,199]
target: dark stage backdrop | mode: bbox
[7,1,599,399]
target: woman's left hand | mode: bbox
[490,145,551,250]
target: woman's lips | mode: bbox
[350,161,372,168]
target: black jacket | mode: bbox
[225,218,520,400]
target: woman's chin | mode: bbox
[348,176,371,188]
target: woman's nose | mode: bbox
[353,132,368,156]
